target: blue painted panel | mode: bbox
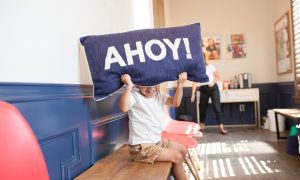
[0,83,128,180]
[279,93,294,108]
[254,82,299,115]
[277,82,299,108]
[259,93,273,117]
[84,93,123,119]
[90,113,129,162]
[39,127,81,179]
[253,83,278,117]
[12,99,92,179]
[276,82,300,130]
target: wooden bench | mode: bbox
[75,144,172,180]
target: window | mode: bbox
[291,0,300,100]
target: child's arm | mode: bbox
[165,72,187,107]
[119,74,133,112]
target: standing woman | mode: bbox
[190,58,228,134]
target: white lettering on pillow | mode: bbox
[163,38,181,60]
[144,39,167,61]
[104,46,127,70]
[124,41,145,65]
[183,38,192,59]
[104,38,192,70]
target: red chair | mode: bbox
[0,101,49,180]
[163,106,202,136]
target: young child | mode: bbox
[119,72,188,180]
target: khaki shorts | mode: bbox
[129,139,172,164]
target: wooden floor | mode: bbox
[185,127,300,180]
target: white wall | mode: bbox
[164,0,291,84]
[0,0,153,84]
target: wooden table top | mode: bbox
[273,109,300,120]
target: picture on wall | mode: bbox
[202,36,221,60]
[225,34,247,59]
[275,11,292,75]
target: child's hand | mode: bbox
[177,72,187,86]
[121,74,133,87]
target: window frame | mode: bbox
[291,0,300,101]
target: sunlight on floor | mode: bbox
[185,156,281,180]
[184,140,281,180]
[196,140,278,155]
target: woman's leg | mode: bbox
[210,84,227,134]
[200,86,210,130]
[156,148,187,180]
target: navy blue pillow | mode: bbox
[80,23,208,100]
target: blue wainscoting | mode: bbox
[253,81,300,113]
[90,113,128,163]
[0,83,128,180]
[252,83,278,117]
[276,82,299,108]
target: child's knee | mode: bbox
[178,144,187,156]
[172,152,184,164]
